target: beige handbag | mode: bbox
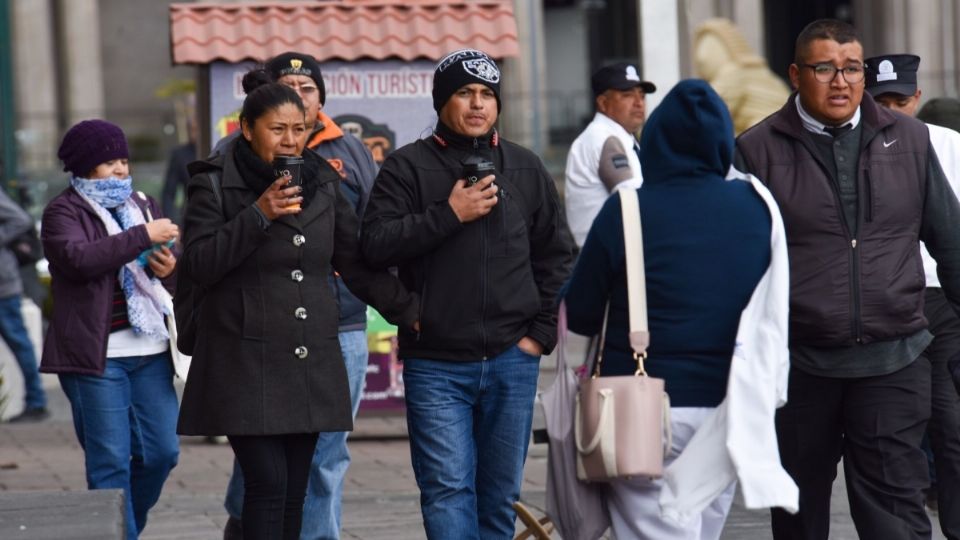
[575,189,671,482]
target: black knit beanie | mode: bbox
[432,49,502,113]
[266,52,326,105]
[57,120,129,177]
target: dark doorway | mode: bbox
[586,0,639,75]
[764,0,855,83]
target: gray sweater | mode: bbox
[0,190,33,298]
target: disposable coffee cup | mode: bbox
[273,155,305,209]
[462,155,496,187]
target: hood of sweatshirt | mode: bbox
[639,79,734,184]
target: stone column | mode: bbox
[10,0,59,170]
[905,0,944,96]
[500,0,547,154]
[732,0,765,56]
[853,0,949,98]
[57,0,105,126]
[640,0,681,111]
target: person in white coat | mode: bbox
[564,63,655,247]
[866,53,960,538]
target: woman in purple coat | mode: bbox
[40,120,182,540]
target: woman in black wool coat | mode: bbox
[176,69,418,540]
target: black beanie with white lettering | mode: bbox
[266,52,326,105]
[432,49,502,113]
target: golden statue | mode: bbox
[693,18,790,134]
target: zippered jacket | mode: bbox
[307,112,379,331]
[737,95,934,346]
[40,189,175,375]
[361,122,575,361]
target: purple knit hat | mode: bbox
[57,120,129,177]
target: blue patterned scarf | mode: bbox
[70,176,169,341]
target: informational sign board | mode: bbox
[362,307,404,414]
[208,59,437,163]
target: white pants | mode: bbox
[606,407,736,540]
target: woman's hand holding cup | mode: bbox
[256,177,303,220]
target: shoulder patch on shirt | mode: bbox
[611,154,630,169]
[598,136,634,190]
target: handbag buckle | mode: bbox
[633,351,648,376]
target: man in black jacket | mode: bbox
[361,48,575,539]
[735,19,960,540]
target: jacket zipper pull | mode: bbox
[473,138,479,150]
[851,239,857,248]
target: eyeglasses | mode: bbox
[801,63,865,84]
[281,81,319,95]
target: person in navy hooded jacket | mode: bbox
[563,79,779,539]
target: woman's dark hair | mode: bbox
[239,68,305,126]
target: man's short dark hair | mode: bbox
[794,19,860,64]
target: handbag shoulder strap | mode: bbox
[136,191,154,222]
[618,189,650,358]
[207,171,223,212]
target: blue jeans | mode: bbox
[59,352,180,540]
[0,295,46,409]
[403,345,540,540]
[225,330,369,540]
[301,329,368,540]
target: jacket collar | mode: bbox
[306,111,344,149]
[432,121,497,151]
[219,138,247,191]
[794,95,861,134]
[64,186,101,219]
[592,111,638,142]
[769,92,896,147]
[204,138,338,232]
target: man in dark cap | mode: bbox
[360,48,575,539]
[735,19,960,540]
[565,62,656,247]
[866,52,960,536]
[215,51,380,540]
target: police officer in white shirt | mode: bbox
[866,52,960,537]
[564,63,656,247]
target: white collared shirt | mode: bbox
[564,112,644,247]
[795,95,862,135]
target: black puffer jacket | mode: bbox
[362,122,575,361]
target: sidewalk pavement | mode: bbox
[0,373,947,539]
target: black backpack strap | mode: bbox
[207,171,223,213]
